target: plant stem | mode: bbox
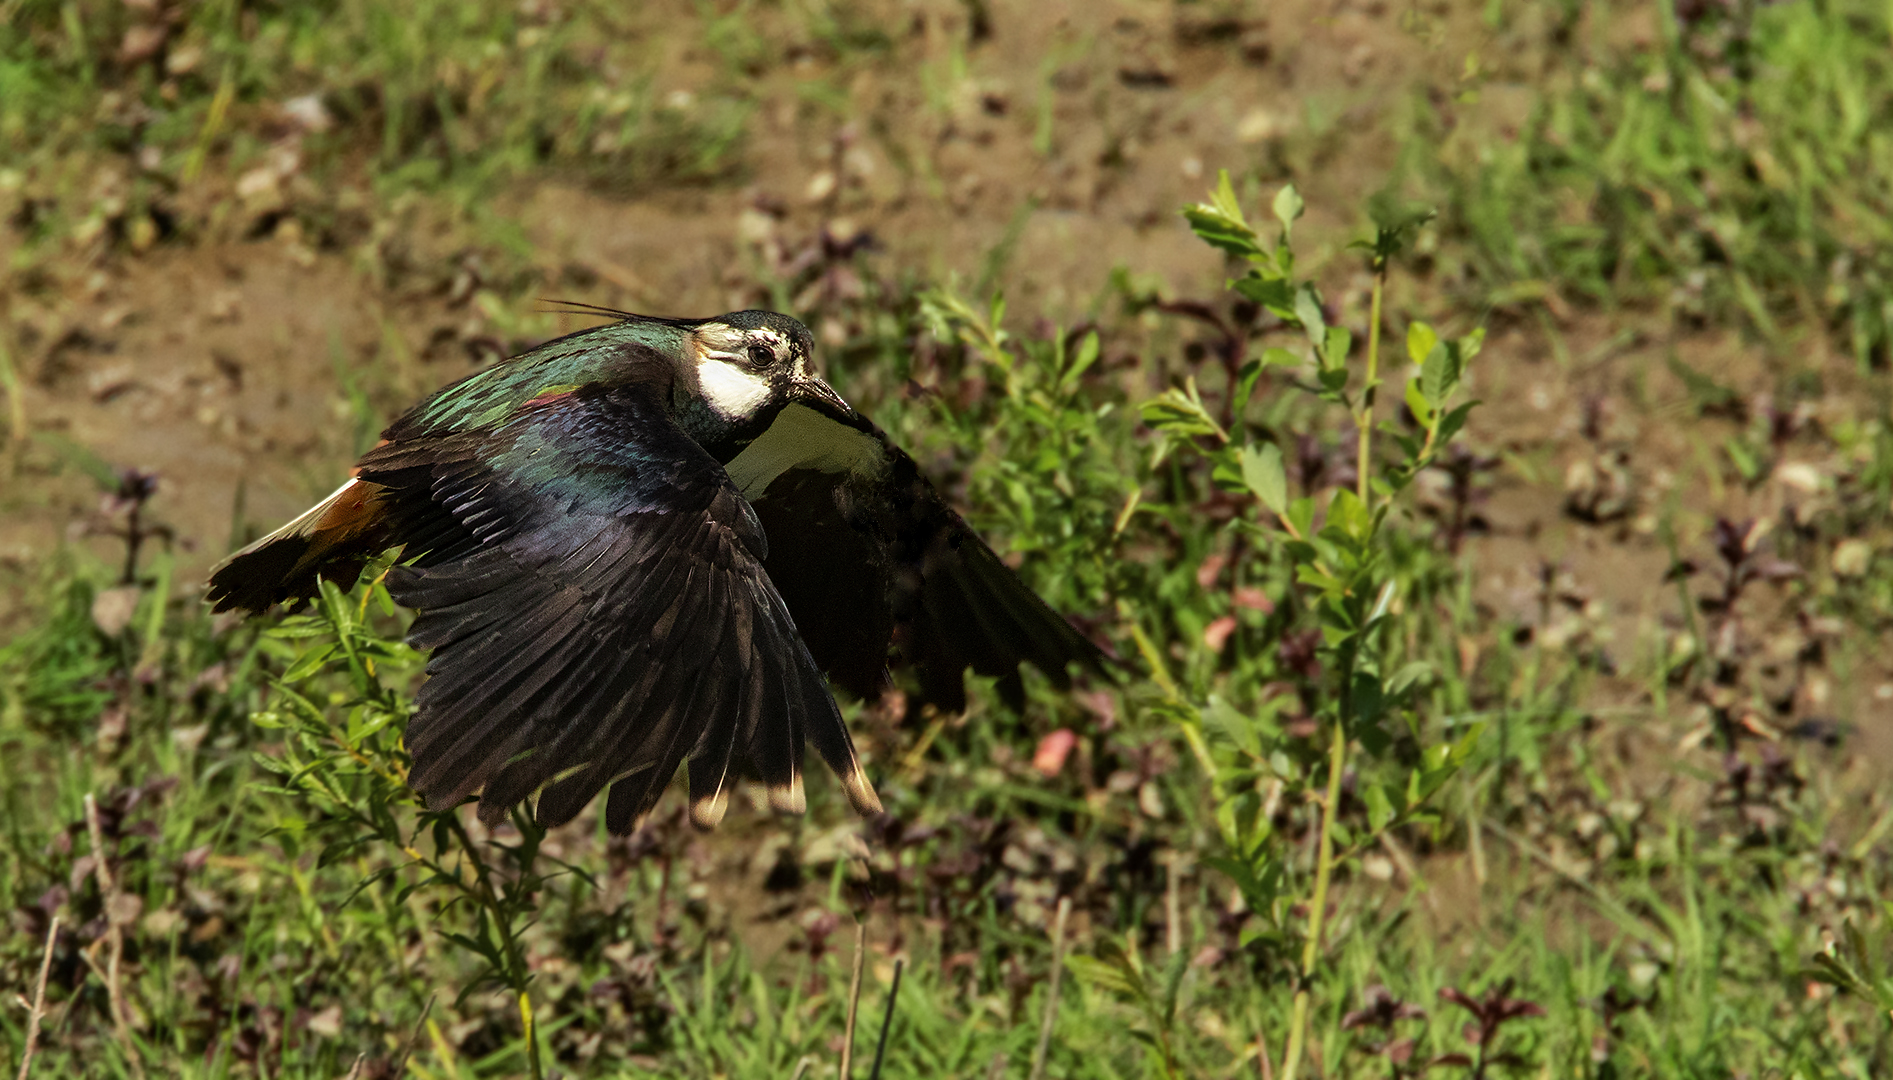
[1278,673,1354,1078]
[867,958,905,1080]
[1356,260,1387,505]
[16,916,59,1080]
[841,921,868,1080]
[1030,896,1073,1080]
[84,794,146,1080]
[444,812,541,1080]
[1278,242,1387,1080]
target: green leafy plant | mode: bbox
[1808,914,1893,1023]
[251,574,562,1080]
[1428,0,1893,369]
[1064,935,1190,1079]
[917,289,1129,604]
[1143,173,1486,1077]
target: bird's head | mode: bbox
[681,311,851,432]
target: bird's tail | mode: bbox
[207,478,395,614]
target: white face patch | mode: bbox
[697,357,775,420]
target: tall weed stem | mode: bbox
[443,812,542,1080]
[1280,264,1383,1078]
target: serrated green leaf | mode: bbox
[1437,400,1479,445]
[1062,330,1101,389]
[1294,283,1326,345]
[1204,695,1264,758]
[1329,488,1371,541]
[250,751,293,776]
[1420,341,1455,407]
[1141,381,1226,442]
[1232,360,1264,416]
[1287,497,1316,538]
[1232,272,1295,315]
[1404,378,1434,427]
[1323,326,1352,367]
[1363,783,1396,833]
[1458,326,1486,362]
[264,622,333,640]
[1210,448,1248,492]
[1209,169,1245,223]
[1261,346,1302,369]
[1351,672,1387,752]
[1272,184,1304,233]
[1240,442,1288,515]
[1386,661,1435,699]
[1406,321,1439,366]
[281,645,336,684]
[1183,207,1264,261]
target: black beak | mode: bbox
[795,375,854,418]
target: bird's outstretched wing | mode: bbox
[726,402,1111,714]
[354,379,881,833]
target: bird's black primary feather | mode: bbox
[356,373,877,829]
[730,403,1110,716]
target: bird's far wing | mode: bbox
[895,466,1113,714]
[729,402,1110,714]
[358,382,881,834]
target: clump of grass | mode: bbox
[0,0,757,272]
[1427,0,1893,367]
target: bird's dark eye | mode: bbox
[746,343,775,368]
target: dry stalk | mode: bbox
[1029,895,1073,1080]
[394,992,436,1078]
[84,795,145,1080]
[14,916,60,1080]
[839,920,868,1080]
[1466,787,1488,886]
